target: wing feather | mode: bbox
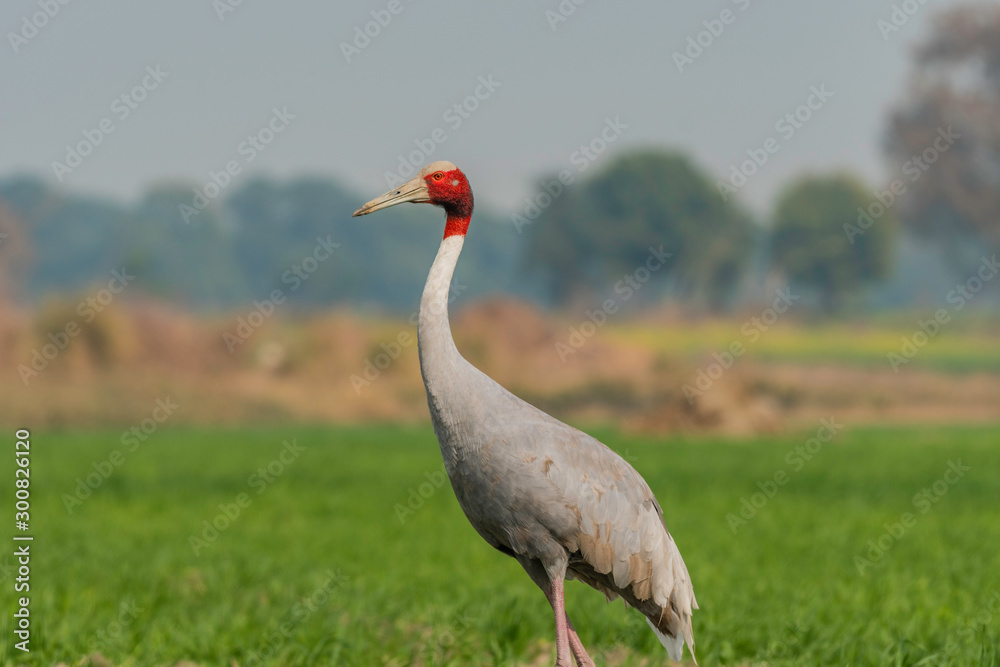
[520,411,698,660]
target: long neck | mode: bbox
[418,227,466,390]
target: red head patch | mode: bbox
[424,167,474,238]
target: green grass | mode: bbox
[1,423,999,666]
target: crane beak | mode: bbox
[352,176,430,217]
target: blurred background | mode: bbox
[3,3,1000,666]
[1,0,998,433]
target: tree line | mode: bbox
[1,5,996,315]
[523,5,999,313]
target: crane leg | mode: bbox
[517,555,576,667]
[565,616,595,667]
[547,576,573,667]
[543,581,594,666]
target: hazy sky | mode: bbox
[2,0,971,217]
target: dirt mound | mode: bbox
[629,374,784,437]
[454,296,556,351]
[5,295,998,432]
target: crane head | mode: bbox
[352,161,474,223]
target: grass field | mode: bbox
[2,423,999,666]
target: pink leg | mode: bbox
[566,616,595,667]
[548,577,573,667]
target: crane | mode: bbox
[353,161,697,666]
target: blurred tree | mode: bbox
[887,3,1000,268]
[771,174,893,313]
[225,177,522,310]
[0,176,126,298]
[124,186,249,306]
[521,150,755,309]
[0,173,527,311]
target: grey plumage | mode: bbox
[354,161,697,665]
[420,236,697,662]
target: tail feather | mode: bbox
[646,616,696,664]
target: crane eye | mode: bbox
[433,172,444,180]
